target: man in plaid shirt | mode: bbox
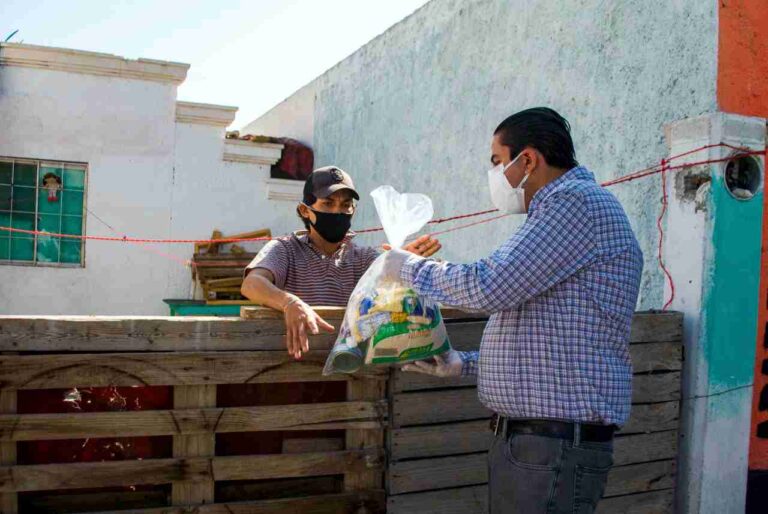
[385,108,643,513]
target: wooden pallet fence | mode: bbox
[0,312,388,514]
[387,311,683,514]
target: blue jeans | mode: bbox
[488,427,614,513]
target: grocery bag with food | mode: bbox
[322,185,452,375]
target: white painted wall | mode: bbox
[0,47,305,315]
[241,82,316,147]
[242,0,720,310]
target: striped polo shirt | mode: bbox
[244,231,381,306]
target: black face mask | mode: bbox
[306,207,352,243]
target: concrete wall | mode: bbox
[243,0,719,309]
[0,47,304,315]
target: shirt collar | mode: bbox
[293,230,356,254]
[528,166,595,212]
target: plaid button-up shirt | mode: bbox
[400,167,643,426]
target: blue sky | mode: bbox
[2,0,430,127]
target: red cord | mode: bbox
[656,159,675,310]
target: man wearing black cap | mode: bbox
[241,166,440,359]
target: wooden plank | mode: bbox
[88,490,386,514]
[388,486,674,514]
[0,390,16,514]
[392,389,490,427]
[345,377,385,491]
[22,489,168,513]
[282,437,344,454]
[0,449,381,493]
[604,460,675,497]
[388,454,674,498]
[444,321,487,351]
[393,370,478,393]
[389,423,676,466]
[172,384,215,505]
[632,372,681,403]
[630,342,683,373]
[0,401,387,441]
[613,430,678,466]
[389,420,491,461]
[388,485,487,514]
[596,489,674,514]
[0,351,387,390]
[630,312,683,343]
[0,317,339,352]
[620,401,680,434]
[388,453,487,494]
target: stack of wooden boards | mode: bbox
[192,228,270,302]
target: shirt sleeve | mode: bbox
[363,245,383,270]
[244,240,290,288]
[401,191,596,313]
[458,350,479,377]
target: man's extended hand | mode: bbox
[283,298,335,359]
[384,234,442,257]
[401,349,463,377]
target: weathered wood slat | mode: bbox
[604,460,675,497]
[389,420,492,461]
[88,490,386,514]
[240,306,483,322]
[629,312,683,343]
[388,485,487,514]
[620,401,680,434]
[0,351,386,390]
[388,453,487,495]
[630,342,683,373]
[171,384,216,505]
[0,311,681,353]
[392,389,491,427]
[596,489,674,514]
[345,378,385,491]
[632,372,681,403]
[0,400,386,441]
[388,453,674,497]
[0,317,335,352]
[392,344,683,393]
[0,449,381,493]
[0,389,17,514]
[389,421,676,465]
[388,486,673,514]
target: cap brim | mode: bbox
[315,184,360,200]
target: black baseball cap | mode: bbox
[303,166,360,203]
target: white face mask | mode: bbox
[487,153,529,214]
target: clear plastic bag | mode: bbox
[323,186,452,375]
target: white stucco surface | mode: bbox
[243,0,720,309]
[0,54,302,315]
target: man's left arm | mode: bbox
[400,192,596,313]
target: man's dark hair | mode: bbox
[494,107,578,170]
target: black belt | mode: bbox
[490,414,615,442]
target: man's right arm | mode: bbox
[240,260,334,359]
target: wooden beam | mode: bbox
[389,422,677,466]
[345,378,386,494]
[632,372,681,403]
[604,460,675,497]
[596,489,674,514]
[392,389,491,427]
[0,351,386,390]
[389,452,674,498]
[171,384,216,505]
[0,317,337,352]
[0,389,16,514]
[620,401,680,434]
[0,401,386,441]
[388,485,487,514]
[0,450,382,493]
[88,490,386,514]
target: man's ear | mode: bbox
[297,203,314,223]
